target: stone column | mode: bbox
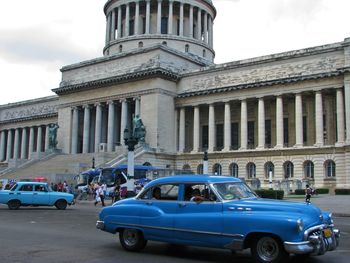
[224,102,231,151]
[117,6,122,38]
[295,93,303,147]
[189,5,194,38]
[168,0,173,34]
[44,125,50,151]
[174,109,178,151]
[315,91,324,146]
[134,97,141,117]
[0,130,6,161]
[336,88,345,145]
[107,101,115,152]
[125,3,130,37]
[208,15,213,48]
[145,0,151,34]
[120,99,128,144]
[14,128,20,159]
[240,99,248,150]
[275,95,284,148]
[157,0,162,34]
[95,103,103,152]
[344,80,350,144]
[71,107,79,154]
[21,128,28,159]
[83,105,91,153]
[135,2,140,35]
[208,104,216,152]
[111,9,116,40]
[257,98,265,149]
[179,3,184,36]
[179,107,185,152]
[37,126,43,153]
[105,12,111,45]
[29,127,35,158]
[6,129,13,161]
[203,12,208,43]
[197,8,202,40]
[192,106,200,153]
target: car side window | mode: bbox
[34,185,47,192]
[139,184,179,201]
[19,184,33,191]
[184,184,217,202]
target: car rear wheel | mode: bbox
[251,235,288,263]
[119,228,147,252]
[55,199,67,210]
[8,199,21,210]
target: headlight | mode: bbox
[297,219,304,232]
[329,213,334,224]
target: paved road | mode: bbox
[0,202,349,263]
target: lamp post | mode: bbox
[92,157,95,169]
[203,151,209,175]
[123,128,139,179]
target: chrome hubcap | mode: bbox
[124,229,138,247]
[257,237,279,261]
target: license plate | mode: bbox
[323,229,332,238]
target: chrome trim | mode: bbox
[303,224,328,240]
[284,241,314,254]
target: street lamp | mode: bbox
[123,128,139,179]
[92,157,95,169]
[203,151,209,175]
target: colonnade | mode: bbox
[0,124,54,162]
[70,97,140,154]
[105,0,214,48]
[177,88,347,153]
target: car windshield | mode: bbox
[213,182,257,200]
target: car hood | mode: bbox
[224,198,325,228]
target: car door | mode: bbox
[174,183,224,246]
[33,184,50,205]
[138,183,179,242]
[17,184,34,204]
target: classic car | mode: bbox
[96,175,339,263]
[0,181,74,210]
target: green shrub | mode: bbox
[294,189,305,195]
[315,188,329,194]
[335,189,350,195]
[255,189,284,200]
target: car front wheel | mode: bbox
[119,228,147,252]
[251,235,288,263]
[8,199,21,210]
[55,199,67,210]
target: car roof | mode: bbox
[16,181,48,185]
[146,175,241,188]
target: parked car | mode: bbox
[0,181,74,210]
[96,175,339,263]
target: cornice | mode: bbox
[53,67,180,95]
[0,113,58,125]
[177,68,349,98]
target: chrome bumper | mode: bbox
[284,228,340,255]
[96,220,105,230]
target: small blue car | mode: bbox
[0,181,74,210]
[96,175,339,263]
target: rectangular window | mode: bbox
[216,124,224,150]
[129,20,134,36]
[283,118,289,146]
[142,17,146,34]
[231,123,239,150]
[202,125,208,150]
[265,120,271,147]
[303,116,307,143]
[248,121,255,148]
[161,17,168,34]
[177,19,180,35]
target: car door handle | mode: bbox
[33,193,38,195]
[228,207,236,211]
[145,201,153,205]
[178,203,187,207]
[16,193,21,195]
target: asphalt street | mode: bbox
[0,202,349,263]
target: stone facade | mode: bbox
[0,0,349,189]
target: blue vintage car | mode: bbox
[96,175,339,263]
[0,181,74,210]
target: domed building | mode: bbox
[0,0,350,190]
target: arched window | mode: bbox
[138,41,143,48]
[246,163,256,179]
[162,41,167,46]
[283,161,294,179]
[142,162,152,166]
[229,163,239,177]
[119,45,123,53]
[304,161,314,179]
[197,164,203,174]
[185,44,189,52]
[264,162,274,179]
[324,160,336,177]
[213,163,222,175]
[183,164,191,171]
[203,49,206,57]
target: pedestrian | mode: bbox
[111,185,121,204]
[305,184,314,203]
[94,183,105,206]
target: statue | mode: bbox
[48,123,59,150]
[132,115,146,143]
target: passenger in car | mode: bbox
[152,187,161,200]
[190,188,204,203]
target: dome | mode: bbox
[103,0,216,62]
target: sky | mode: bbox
[0,0,349,105]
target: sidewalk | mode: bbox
[285,194,350,217]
